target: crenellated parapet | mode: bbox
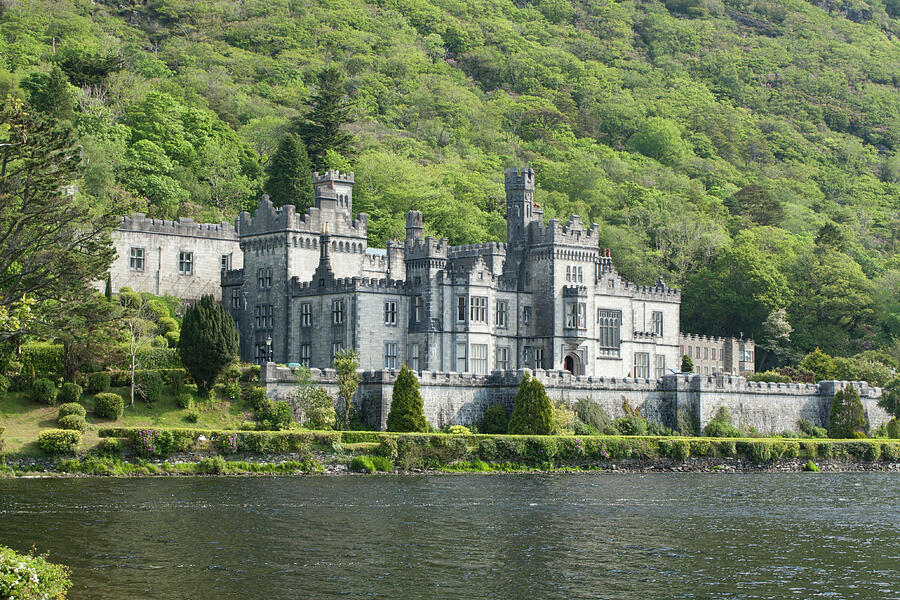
[622,279,680,301]
[405,236,450,262]
[293,275,407,296]
[531,215,600,248]
[117,213,237,240]
[237,195,367,241]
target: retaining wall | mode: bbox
[261,364,889,434]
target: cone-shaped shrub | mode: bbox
[178,294,239,396]
[508,372,553,435]
[829,384,867,439]
[386,365,427,432]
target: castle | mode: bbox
[106,167,754,379]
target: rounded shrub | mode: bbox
[38,429,81,454]
[614,415,648,436]
[136,371,165,405]
[882,443,900,462]
[887,417,900,440]
[376,435,398,459]
[94,392,124,420]
[196,455,228,474]
[481,402,509,434]
[667,439,691,461]
[58,402,86,419]
[31,378,57,405]
[57,414,86,432]
[58,382,82,404]
[86,372,111,394]
[97,437,122,455]
[176,393,193,409]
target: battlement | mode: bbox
[117,213,238,240]
[404,236,450,261]
[294,275,406,295]
[621,278,680,301]
[447,242,507,258]
[679,332,746,345]
[313,170,354,185]
[532,216,600,247]
[222,268,244,286]
[238,195,366,239]
[504,167,535,190]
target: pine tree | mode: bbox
[386,365,427,432]
[178,295,239,396]
[681,354,694,373]
[297,66,355,169]
[508,372,553,435]
[264,133,313,211]
[829,384,867,438]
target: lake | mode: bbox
[1,473,899,599]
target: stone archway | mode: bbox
[564,353,583,375]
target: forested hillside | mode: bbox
[1,0,899,368]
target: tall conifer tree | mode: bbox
[178,295,239,396]
[264,133,313,211]
[298,66,355,169]
[508,372,553,435]
[386,365,427,432]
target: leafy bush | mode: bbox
[255,400,294,431]
[93,393,124,419]
[96,438,122,455]
[221,382,242,401]
[31,378,57,405]
[376,435,398,459]
[748,370,792,383]
[86,372,110,394]
[246,386,267,411]
[38,429,81,454]
[690,440,711,456]
[57,402,86,419]
[196,455,227,474]
[446,425,471,435]
[508,372,553,435]
[0,544,72,600]
[58,382,82,404]
[240,364,261,382]
[481,402,509,434]
[573,399,612,432]
[20,342,63,376]
[660,439,691,461]
[0,374,8,395]
[57,414,86,432]
[136,371,165,405]
[297,386,335,430]
[887,417,900,439]
[882,443,900,461]
[351,455,376,473]
[370,456,393,472]
[704,407,742,437]
[829,385,867,439]
[613,415,648,436]
[175,393,193,409]
[184,410,199,423]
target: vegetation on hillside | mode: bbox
[0,0,899,369]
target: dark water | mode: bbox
[1,474,899,599]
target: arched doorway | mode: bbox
[564,354,583,375]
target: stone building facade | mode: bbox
[223,168,683,378]
[107,214,241,301]
[678,334,756,376]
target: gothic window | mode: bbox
[254,305,273,328]
[332,342,343,361]
[413,296,423,323]
[652,311,663,336]
[231,288,241,310]
[704,347,709,360]
[633,352,650,379]
[457,296,467,322]
[496,347,509,370]
[456,342,467,373]
[409,343,420,371]
[221,254,231,272]
[470,344,488,374]
[255,343,268,365]
[711,348,717,360]
[655,354,666,379]
[301,303,312,327]
[178,251,193,275]
[332,299,345,325]
[597,309,621,354]
[299,344,311,366]
[566,265,571,282]
[470,296,487,322]
[384,301,397,326]
[257,268,272,288]
[384,342,398,369]
[534,347,544,369]
[566,302,586,329]
[129,247,144,271]
[576,266,583,283]
[522,306,531,324]
[495,301,508,328]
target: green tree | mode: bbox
[264,133,313,211]
[297,66,355,169]
[508,371,553,435]
[20,65,75,122]
[627,117,691,166]
[481,402,510,434]
[829,384,867,438]
[681,354,694,373]
[386,365,427,432]
[178,294,239,396]
[726,184,783,227]
[0,98,117,319]
[878,378,900,418]
[293,365,335,429]
[800,348,836,381]
[333,348,360,430]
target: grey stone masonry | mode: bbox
[226,168,688,379]
[679,334,755,376]
[106,213,241,301]
[262,363,889,434]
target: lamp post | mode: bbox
[266,335,272,363]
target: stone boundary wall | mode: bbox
[261,364,889,433]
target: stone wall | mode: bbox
[261,365,889,433]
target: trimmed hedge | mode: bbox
[0,544,72,600]
[31,378,56,405]
[57,403,86,419]
[57,414,86,432]
[37,429,81,454]
[58,382,82,404]
[86,372,111,394]
[20,342,63,376]
[94,393,124,420]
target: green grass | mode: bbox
[0,386,251,455]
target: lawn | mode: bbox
[0,385,251,455]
